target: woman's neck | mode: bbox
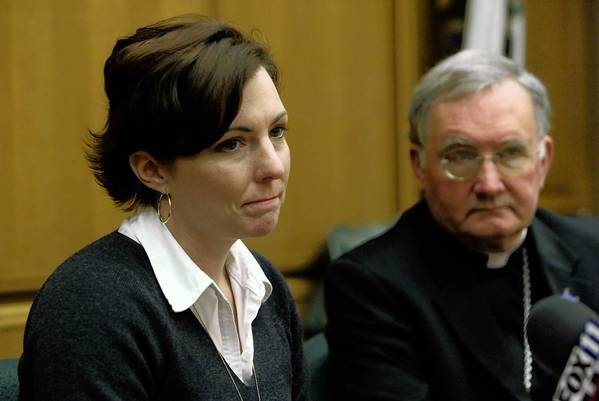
[165,220,234,288]
[169,225,242,349]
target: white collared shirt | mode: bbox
[118,207,272,384]
[485,229,528,269]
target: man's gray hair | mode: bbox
[408,49,551,146]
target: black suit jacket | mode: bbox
[325,201,599,401]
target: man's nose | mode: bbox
[472,157,505,195]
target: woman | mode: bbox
[19,15,307,401]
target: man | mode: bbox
[325,49,599,401]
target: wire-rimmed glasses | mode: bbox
[439,139,546,181]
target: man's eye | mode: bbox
[497,146,528,161]
[444,149,479,162]
[215,138,243,152]
[270,126,288,139]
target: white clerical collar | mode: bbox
[485,229,528,269]
[117,207,272,312]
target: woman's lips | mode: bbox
[242,194,282,213]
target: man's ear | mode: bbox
[410,144,426,182]
[129,151,169,193]
[538,135,554,188]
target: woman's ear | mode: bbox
[129,151,169,193]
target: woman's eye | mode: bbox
[270,126,288,139]
[215,138,243,152]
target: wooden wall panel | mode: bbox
[527,0,596,214]
[592,1,599,214]
[1,0,404,295]
[1,0,418,358]
[2,1,94,292]
[0,302,30,359]
[0,1,16,291]
[394,1,430,212]
[236,1,401,269]
[3,0,593,359]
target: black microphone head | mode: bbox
[527,294,599,377]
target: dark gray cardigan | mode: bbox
[18,232,308,401]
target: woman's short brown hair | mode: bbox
[87,15,279,210]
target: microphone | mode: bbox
[527,293,599,401]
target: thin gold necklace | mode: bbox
[194,305,261,401]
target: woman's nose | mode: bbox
[254,138,287,182]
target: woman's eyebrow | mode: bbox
[227,110,288,132]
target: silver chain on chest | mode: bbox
[522,247,532,393]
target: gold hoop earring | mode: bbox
[157,193,172,224]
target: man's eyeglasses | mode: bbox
[439,140,545,181]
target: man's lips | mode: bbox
[467,205,511,216]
